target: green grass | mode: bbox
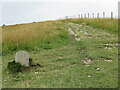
[2,21,71,55]
[61,18,118,34]
[2,18,118,88]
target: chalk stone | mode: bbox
[15,51,29,67]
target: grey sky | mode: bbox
[0,0,119,25]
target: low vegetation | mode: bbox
[2,21,70,55]
[61,18,118,34]
[2,18,118,88]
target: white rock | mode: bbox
[84,32,88,35]
[105,47,107,49]
[88,75,92,78]
[96,68,100,71]
[82,58,91,65]
[75,37,81,41]
[85,64,89,66]
[68,28,75,35]
[15,51,29,67]
[35,72,39,74]
[74,34,77,37]
[80,31,83,33]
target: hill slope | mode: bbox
[2,19,118,88]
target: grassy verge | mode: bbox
[2,21,71,55]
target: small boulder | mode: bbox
[15,51,29,67]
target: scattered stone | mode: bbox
[15,51,29,67]
[105,47,112,50]
[88,74,92,78]
[75,37,80,41]
[80,31,83,33]
[35,72,39,74]
[104,59,112,62]
[82,57,92,65]
[35,70,45,74]
[27,83,29,87]
[84,32,88,35]
[74,34,77,37]
[96,68,100,71]
[66,24,81,41]
[115,43,120,47]
[85,64,89,66]
[105,47,107,49]
[68,28,75,35]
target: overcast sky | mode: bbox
[0,0,119,25]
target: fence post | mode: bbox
[111,12,113,19]
[97,13,99,19]
[92,13,94,18]
[103,12,105,18]
[84,14,86,18]
[78,14,80,18]
[66,16,68,20]
[88,13,89,18]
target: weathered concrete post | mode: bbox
[97,13,99,19]
[103,12,105,18]
[111,12,113,19]
[84,14,86,18]
[78,14,80,18]
[88,13,89,18]
[92,13,94,18]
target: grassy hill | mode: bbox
[2,21,71,55]
[2,18,118,88]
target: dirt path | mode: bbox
[65,22,118,43]
[65,23,81,41]
[65,22,118,56]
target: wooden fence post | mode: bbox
[111,12,113,19]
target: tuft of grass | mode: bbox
[7,58,41,73]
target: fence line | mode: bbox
[59,12,115,20]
